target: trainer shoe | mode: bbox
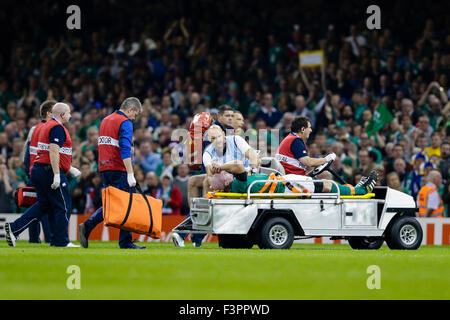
[65,242,80,248]
[355,175,368,188]
[4,223,16,247]
[192,241,202,248]
[78,223,89,248]
[361,170,378,193]
[121,243,146,249]
[172,233,185,247]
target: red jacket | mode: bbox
[167,186,183,215]
[276,133,308,175]
[151,185,183,215]
[98,112,129,172]
[34,118,72,173]
[29,120,47,175]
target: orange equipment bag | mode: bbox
[102,184,163,239]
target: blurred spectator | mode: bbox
[358,149,375,176]
[0,1,449,210]
[374,164,386,186]
[135,141,162,174]
[345,24,367,57]
[359,132,382,164]
[394,158,409,187]
[443,180,450,217]
[417,170,444,218]
[254,93,282,127]
[439,141,450,183]
[424,132,442,158]
[386,144,411,173]
[412,115,434,140]
[155,150,175,177]
[404,152,428,199]
[293,95,313,121]
[0,132,11,158]
[173,164,191,215]
[143,171,160,195]
[274,112,294,139]
[154,173,183,215]
[386,172,403,192]
[0,157,14,213]
[8,156,27,185]
[72,162,93,214]
[84,173,103,215]
[134,165,146,188]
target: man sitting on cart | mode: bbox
[203,125,260,193]
[275,116,377,196]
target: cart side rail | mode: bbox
[246,178,342,201]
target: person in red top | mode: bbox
[276,116,377,195]
[5,103,81,247]
[172,112,213,247]
[79,97,146,249]
[154,173,183,215]
[25,100,55,176]
[22,100,55,243]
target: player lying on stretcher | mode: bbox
[208,161,378,195]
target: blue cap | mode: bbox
[414,152,427,161]
[424,161,435,169]
[412,151,428,165]
[339,97,349,105]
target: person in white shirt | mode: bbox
[203,125,260,193]
[171,125,260,248]
[345,24,367,57]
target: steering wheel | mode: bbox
[307,159,334,177]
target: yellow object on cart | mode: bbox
[206,192,375,200]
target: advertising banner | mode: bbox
[1,214,448,245]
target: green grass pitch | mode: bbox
[0,241,449,300]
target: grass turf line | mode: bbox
[0,241,449,299]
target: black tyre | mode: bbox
[218,234,254,249]
[385,216,423,250]
[348,237,384,250]
[257,217,294,249]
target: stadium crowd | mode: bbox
[0,1,449,216]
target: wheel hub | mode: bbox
[399,224,417,245]
[269,224,288,246]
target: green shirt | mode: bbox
[231,173,285,193]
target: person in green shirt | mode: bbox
[209,161,285,194]
[209,160,377,196]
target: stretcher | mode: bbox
[207,192,376,199]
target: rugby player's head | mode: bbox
[210,171,234,192]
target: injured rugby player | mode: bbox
[209,160,378,195]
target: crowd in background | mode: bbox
[0,0,449,216]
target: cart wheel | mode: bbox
[218,234,254,249]
[385,216,423,250]
[258,217,294,249]
[348,237,384,250]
